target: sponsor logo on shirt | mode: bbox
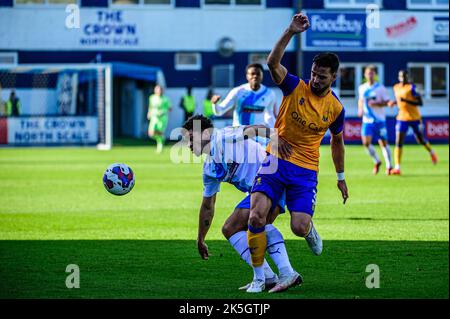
[291,111,327,134]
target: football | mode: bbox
[103,163,135,196]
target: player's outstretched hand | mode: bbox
[197,240,209,260]
[288,13,310,34]
[211,95,221,104]
[387,100,396,107]
[337,180,349,204]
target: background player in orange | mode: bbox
[245,13,348,293]
[388,70,438,175]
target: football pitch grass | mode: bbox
[0,144,448,299]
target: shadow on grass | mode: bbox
[0,240,447,299]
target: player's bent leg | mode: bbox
[414,125,437,164]
[290,212,312,237]
[291,212,323,256]
[362,135,381,174]
[267,221,304,294]
[248,191,272,267]
[245,192,272,292]
[378,138,393,175]
[224,205,278,290]
[393,131,405,175]
[265,224,295,276]
[222,208,249,239]
[377,122,393,174]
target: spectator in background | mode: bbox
[148,85,172,154]
[5,91,21,117]
[203,87,214,118]
[180,86,196,123]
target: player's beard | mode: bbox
[311,84,330,96]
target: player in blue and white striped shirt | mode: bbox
[211,64,278,127]
[182,115,299,293]
[358,65,393,175]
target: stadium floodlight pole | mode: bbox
[295,0,303,77]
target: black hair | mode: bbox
[399,69,408,75]
[246,63,264,74]
[364,64,378,73]
[312,52,340,74]
[182,114,213,132]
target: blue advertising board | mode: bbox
[305,12,367,50]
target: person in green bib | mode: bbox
[180,86,196,122]
[203,87,214,118]
[5,91,21,117]
[147,85,172,154]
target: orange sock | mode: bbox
[394,146,402,168]
[247,226,267,267]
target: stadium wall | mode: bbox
[0,3,448,145]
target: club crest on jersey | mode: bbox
[299,97,305,106]
[255,177,262,185]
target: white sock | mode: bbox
[365,145,380,164]
[228,231,275,280]
[253,266,265,282]
[381,145,392,169]
[395,164,400,170]
[265,224,294,276]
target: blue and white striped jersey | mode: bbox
[358,82,390,124]
[212,84,277,127]
[202,126,267,198]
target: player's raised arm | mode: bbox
[197,194,217,260]
[401,94,423,107]
[211,88,238,116]
[267,13,310,84]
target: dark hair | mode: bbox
[312,52,340,74]
[399,69,408,75]
[246,63,264,74]
[364,64,377,73]
[182,114,213,132]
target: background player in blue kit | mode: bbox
[211,64,278,127]
[358,65,393,175]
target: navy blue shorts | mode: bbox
[251,154,318,216]
[236,192,286,214]
[396,120,423,135]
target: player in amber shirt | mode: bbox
[245,13,348,294]
[388,70,438,175]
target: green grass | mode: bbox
[0,144,448,298]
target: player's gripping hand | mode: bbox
[197,240,209,260]
[337,180,349,204]
[270,134,292,160]
[288,13,310,34]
